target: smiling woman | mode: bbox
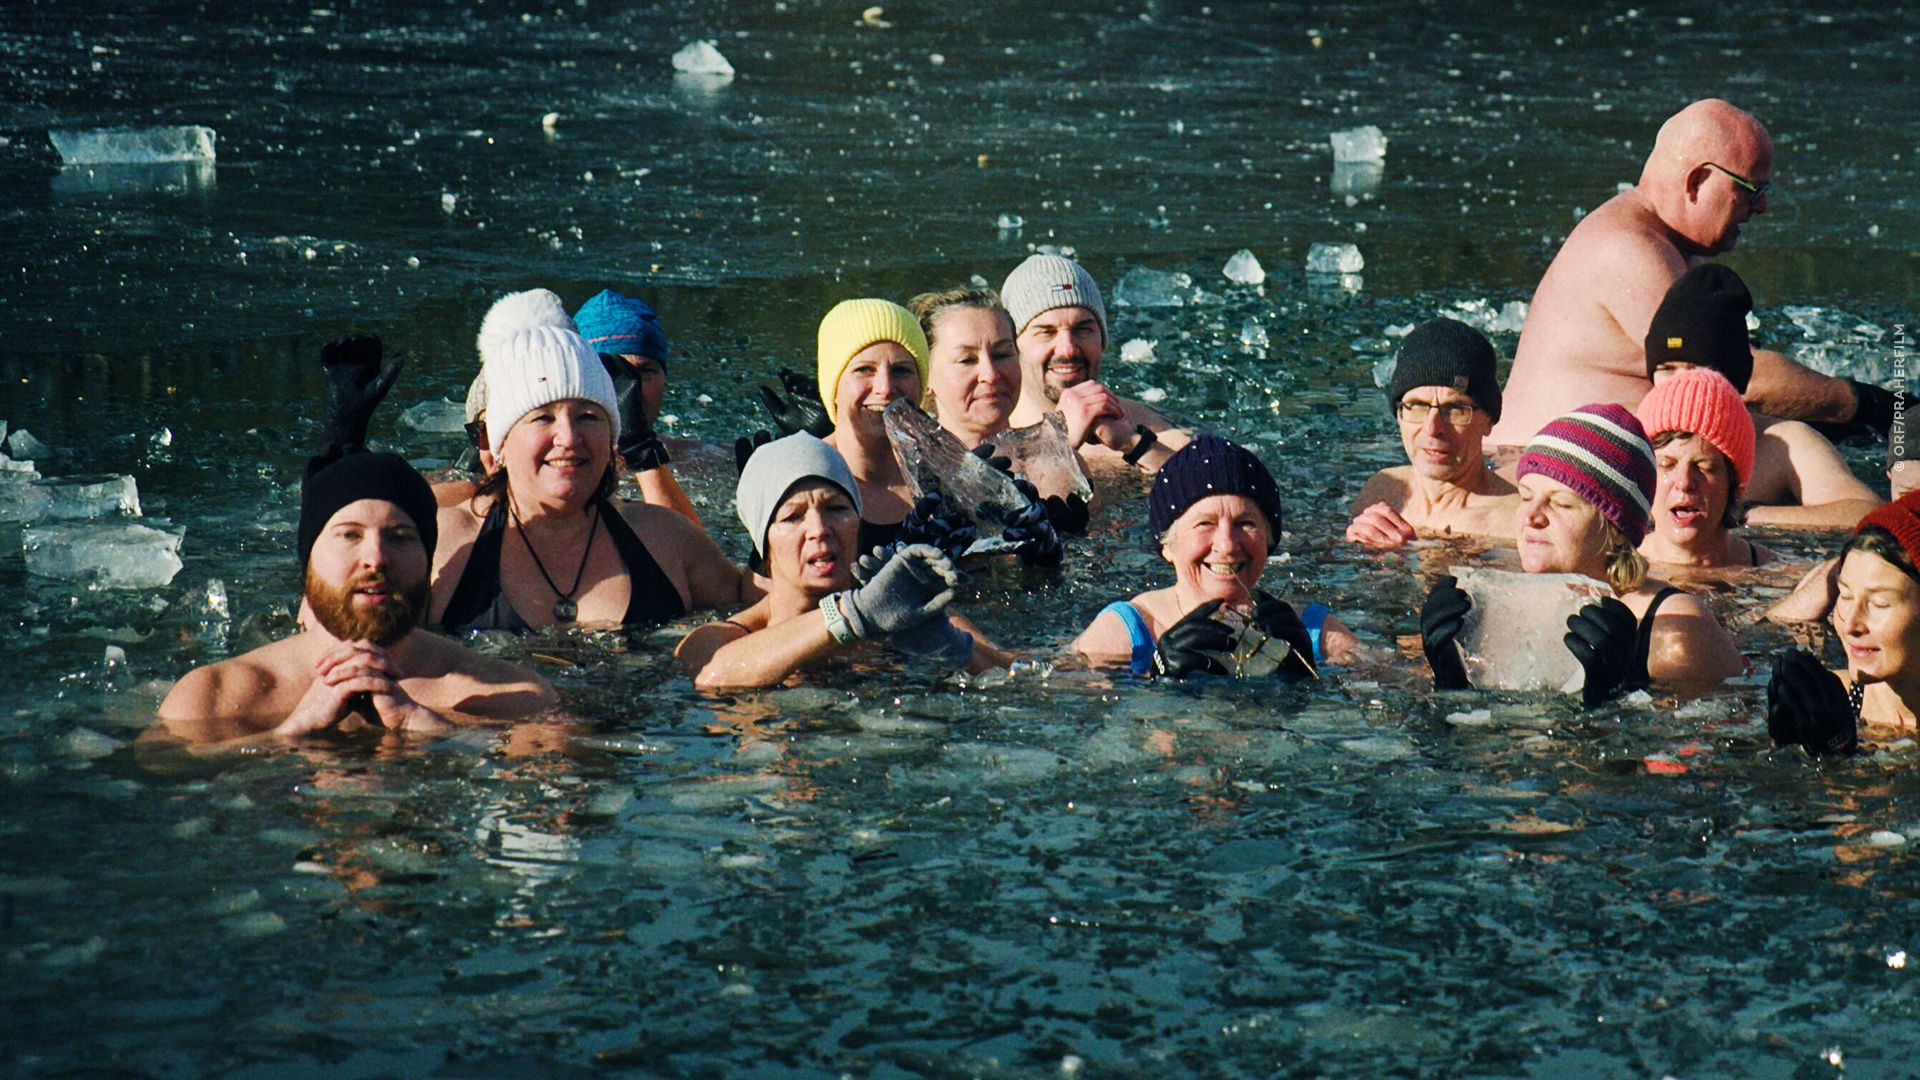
[432,323,755,632]
[815,298,929,545]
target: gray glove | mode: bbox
[834,544,957,638]
[885,615,976,669]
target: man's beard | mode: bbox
[305,568,427,646]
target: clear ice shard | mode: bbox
[977,412,1091,503]
[1453,566,1606,693]
[25,521,184,589]
[1222,249,1265,285]
[400,398,469,434]
[1119,339,1156,363]
[1329,125,1386,163]
[671,40,735,78]
[1113,267,1193,307]
[1239,320,1269,350]
[0,474,50,524]
[1306,242,1366,274]
[35,474,141,520]
[883,400,1040,552]
[49,125,217,165]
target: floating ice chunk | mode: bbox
[1222,248,1266,285]
[672,40,735,78]
[62,726,124,761]
[1305,242,1365,274]
[7,429,52,459]
[540,111,561,130]
[1867,830,1907,848]
[1371,355,1397,389]
[1495,300,1529,333]
[25,521,183,589]
[1120,339,1156,363]
[0,455,38,474]
[1114,267,1194,307]
[1331,160,1383,197]
[221,911,288,939]
[35,474,141,520]
[984,412,1092,503]
[440,191,458,214]
[40,936,107,968]
[883,400,1038,551]
[1454,566,1607,693]
[400,397,469,434]
[1239,320,1270,350]
[996,213,1024,230]
[1139,387,1168,404]
[49,125,216,165]
[1329,125,1386,163]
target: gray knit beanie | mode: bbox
[1000,255,1108,344]
[735,433,864,557]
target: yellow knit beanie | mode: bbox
[815,299,930,410]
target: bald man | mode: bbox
[1491,99,1889,446]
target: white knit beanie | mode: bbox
[1000,255,1107,343]
[483,326,621,451]
[735,433,863,557]
[471,289,578,421]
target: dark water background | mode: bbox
[1,1,1918,1076]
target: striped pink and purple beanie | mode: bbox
[1516,403,1657,545]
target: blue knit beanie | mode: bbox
[573,289,669,370]
[1148,433,1284,552]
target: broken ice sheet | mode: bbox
[1453,567,1606,693]
[978,412,1091,503]
[48,125,217,165]
[25,521,183,589]
[35,474,141,520]
[7,429,53,460]
[1306,242,1365,274]
[883,400,1036,553]
[400,398,469,434]
[1331,160,1383,197]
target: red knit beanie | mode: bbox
[1854,491,1920,567]
[1635,368,1755,485]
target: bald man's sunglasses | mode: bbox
[1703,161,1770,201]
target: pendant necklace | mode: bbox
[510,500,599,623]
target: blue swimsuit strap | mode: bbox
[1101,601,1157,675]
[1302,602,1329,663]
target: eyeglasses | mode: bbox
[1395,400,1481,429]
[1703,161,1771,203]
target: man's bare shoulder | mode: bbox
[1350,467,1413,514]
[398,630,558,717]
[1556,193,1690,279]
[156,636,307,727]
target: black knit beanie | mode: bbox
[1644,264,1755,392]
[1148,433,1284,552]
[297,451,439,571]
[1386,317,1502,422]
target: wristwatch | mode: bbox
[1122,424,1160,466]
[819,593,857,644]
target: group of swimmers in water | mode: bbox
[152,98,1914,761]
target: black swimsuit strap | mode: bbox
[1630,586,1685,690]
[598,500,687,624]
[438,499,509,631]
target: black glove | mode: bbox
[1043,493,1091,535]
[1419,575,1472,690]
[1563,596,1639,707]
[1850,379,1899,437]
[1001,498,1064,568]
[1766,650,1858,756]
[969,442,1014,475]
[1151,599,1235,678]
[733,430,774,476]
[895,490,977,565]
[319,334,402,450]
[601,355,671,472]
[758,367,833,438]
[1250,591,1318,679]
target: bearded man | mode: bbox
[156,452,554,743]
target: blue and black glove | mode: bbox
[896,489,978,565]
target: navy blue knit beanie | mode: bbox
[1148,433,1284,552]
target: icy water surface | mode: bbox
[3,1,1919,1076]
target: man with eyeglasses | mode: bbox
[1346,318,1519,549]
[1491,98,1897,448]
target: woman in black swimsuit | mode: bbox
[1421,404,1744,703]
[432,324,754,633]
